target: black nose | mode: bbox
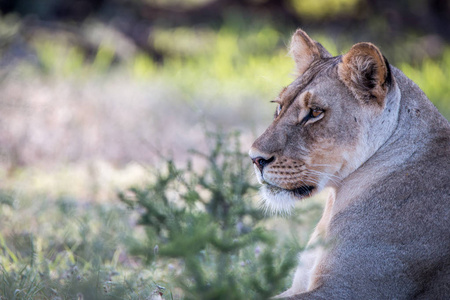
[252,156,275,172]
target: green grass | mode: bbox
[0,193,154,299]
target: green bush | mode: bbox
[120,131,307,299]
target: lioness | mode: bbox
[249,29,450,299]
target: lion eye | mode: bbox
[300,108,324,125]
[311,108,323,118]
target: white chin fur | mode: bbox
[259,184,298,215]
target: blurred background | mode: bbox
[1,0,449,175]
[0,0,449,298]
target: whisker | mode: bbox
[307,168,342,179]
[305,169,342,186]
[307,174,339,186]
[310,163,335,168]
[308,166,342,181]
[308,169,342,180]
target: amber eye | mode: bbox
[311,108,323,118]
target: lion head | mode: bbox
[249,29,401,213]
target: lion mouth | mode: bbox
[291,185,316,197]
[265,183,316,198]
[259,183,317,214]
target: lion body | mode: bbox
[249,30,450,299]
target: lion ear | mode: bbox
[338,42,393,106]
[289,29,332,76]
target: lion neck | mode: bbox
[329,67,444,219]
[332,73,401,184]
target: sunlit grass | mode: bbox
[0,180,157,299]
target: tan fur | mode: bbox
[338,43,389,105]
[249,29,450,299]
[289,29,329,76]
